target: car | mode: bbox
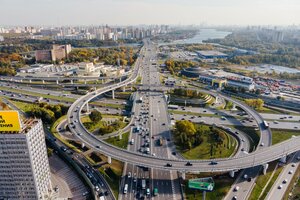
[241,148,245,151]
[278,185,283,189]
[232,196,237,200]
[186,162,193,166]
[283,179,288,184]
[289,170,293,174]
[162,123,166,126]
[292,163,296,167]
[128,172,131,178]
[247,177,252,182]
[210,161,218,165]
[96,145,101,148]
[235,131,239,134]
[166,163,172,167]
[260,142,264,146]
[172,152,177,156]
[234,186,240,191]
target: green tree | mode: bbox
[89,110,102,122]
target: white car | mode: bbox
[234,186,240,191]
[128,172,131,178]
[278,185,283,189]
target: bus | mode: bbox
[263,120,269,128]
[123,184,128,194]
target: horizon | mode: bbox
[0,0,299,26]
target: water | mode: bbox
[246,64,300,74]
[172,29,231,44]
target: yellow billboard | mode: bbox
[0,111,21,132]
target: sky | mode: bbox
[0,0,299,26]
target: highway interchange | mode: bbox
[65,40,300,172]
[1,39,300,199]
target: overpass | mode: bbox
[66,40,298,173]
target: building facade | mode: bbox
[0,119,51,200]
[35,44,72,62]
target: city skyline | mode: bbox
[0,0,299,26]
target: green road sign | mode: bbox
[188,177,215,191]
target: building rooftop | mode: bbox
[0,118,39,135]
[196,50,227,57]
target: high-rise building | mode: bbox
[0,112,51,200]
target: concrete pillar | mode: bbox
[107,156,112,164]
[232,104,237,110]
[280,156,287,164]
[181,172,186,180]
[101,79,104,84]
[229,170,235,178]
[86,103,89,113]
[112,90,115,99]
[122,86,126,92]
[131,86,133,91]
[56,80,59,85]
[263,163,269,175]
[20,79,23,83]
[42,80,45,84]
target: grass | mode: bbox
[81,115,127,133]
[98,158,124,198]
[0,86,74,102]
[104,131,130,149]
[184,173,235,200]
[180,129,237,160]
[283,164,300,200]
[249,162,282,200]
[136,76,142,84]
[259,164,283,199]
[271,129,300,145]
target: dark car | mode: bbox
[166,163,172,167]
[186,162,193,166]
[209,161,218,165]
[172,152,177,156]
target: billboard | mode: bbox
[188,177,214,191]
[0,111,22,132]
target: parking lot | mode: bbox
[49,154,89,200]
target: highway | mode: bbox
[265,151,300,200]
[66,39,300,173]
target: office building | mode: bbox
[35,44,72,62]
[0,113,51,200]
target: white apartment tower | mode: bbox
[0,118,51,200]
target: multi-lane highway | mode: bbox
[65,39,300,174]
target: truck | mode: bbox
[153,188,158,196]
[142,179,146,189]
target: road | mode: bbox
[119,42,182,200]
[265,152,300,200]
[65,39,300,173]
